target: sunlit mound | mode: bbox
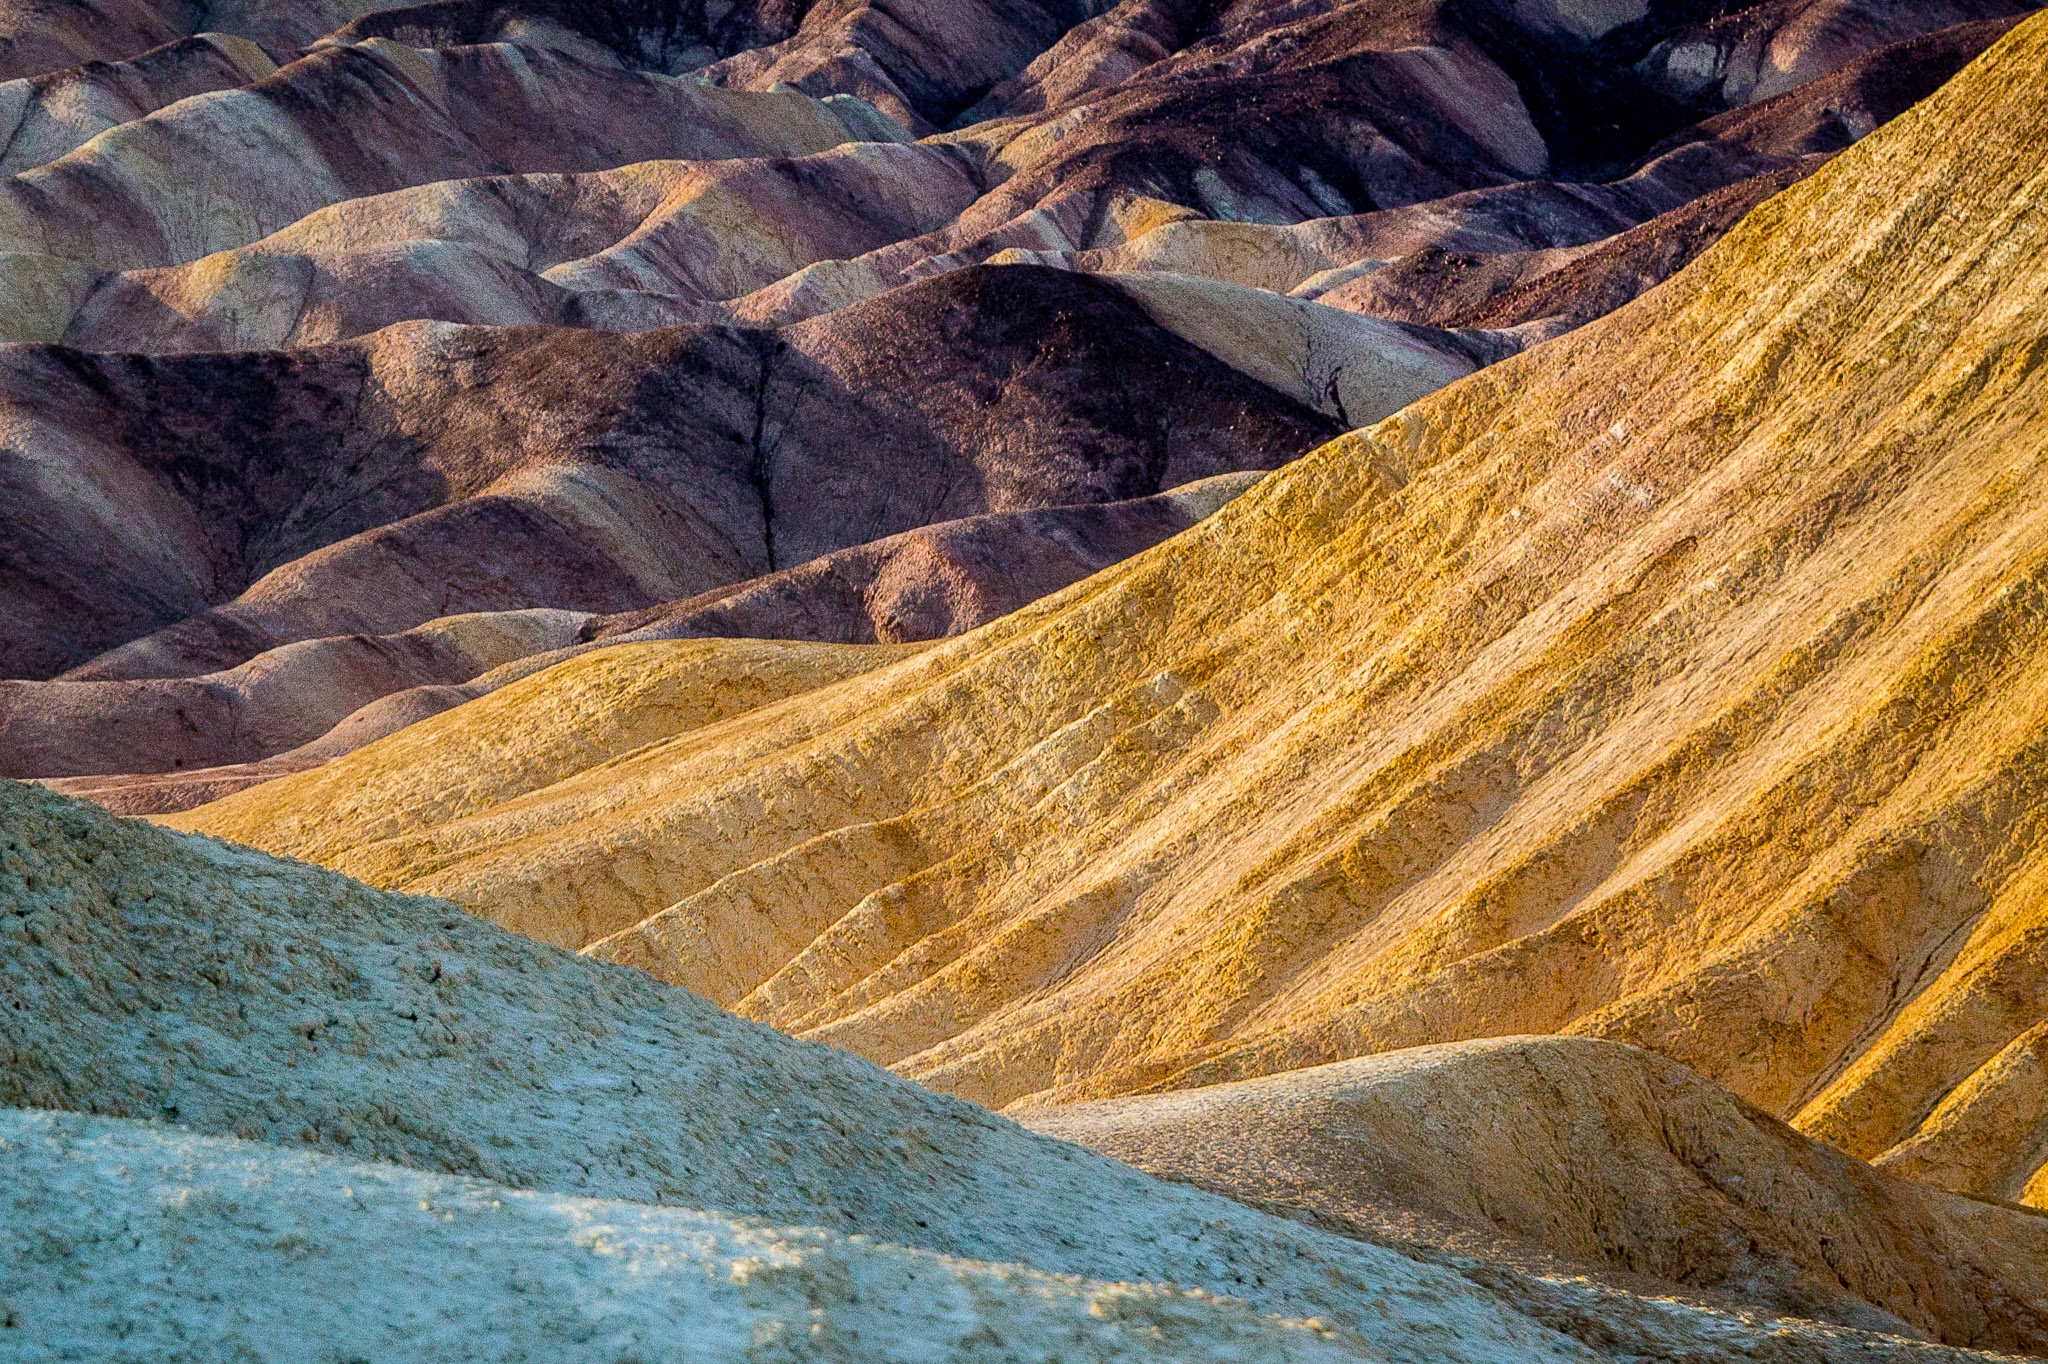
[179,15,2048,1209]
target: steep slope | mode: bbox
[1026,1037,2048,1353]
[6,775,1975,1364]
[0,0,2027,812]
[178,13,2048,1210]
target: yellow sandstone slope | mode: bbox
[178,15,2048,1207]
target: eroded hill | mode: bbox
[0,0,2033,802]
[175,9,2048,1221]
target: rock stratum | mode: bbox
[175,5,2048,1226]
[9,0,2048,1358]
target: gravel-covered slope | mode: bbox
[0,778,1586,1362]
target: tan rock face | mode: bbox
[177,15,2048,1216]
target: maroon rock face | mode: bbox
[25,478,1263,812]
[7,266,1332,680]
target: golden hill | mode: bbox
[177,14,2048,1208]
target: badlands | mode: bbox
[4,0,2048,1357]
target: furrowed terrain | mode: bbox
[177,2,2048,1223]
[7,0,2048,1358]
[1,0,2033,803]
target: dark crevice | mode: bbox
[745,332,791,573]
